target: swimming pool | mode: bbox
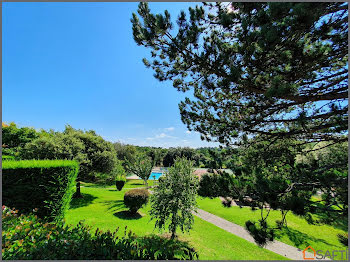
[149,172,163,180]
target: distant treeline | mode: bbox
[115,142,238,168]
[2,122,236,181]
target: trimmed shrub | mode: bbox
[2,206,198,260]
[2,160,78,221]
[124,189,149,214]
[2,155,15,161]
[116,175,126,191]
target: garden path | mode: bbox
[148,188,329,260]
[193,209,329,260]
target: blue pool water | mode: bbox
[150,172,163,180]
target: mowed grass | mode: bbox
[65,182,287,260]
[82,179,156,189]
[197,197,348,258]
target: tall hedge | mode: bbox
[2,160,79,221]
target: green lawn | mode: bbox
[82,179,156,189]
[66,182,287,260]
[197,197,348,258]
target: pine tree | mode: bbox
[131,2,348,146]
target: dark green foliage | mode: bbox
[197,173,221,198]
[163,147,196,167]
[2,160,78,221]
[2,206,198,260]
[150,158,199,239]
[115,180,126,191]
[198,171,238,198]
[21,125,117,181]
[132,2,348,146]
[133,234,199,260]
[337,233,348,247]
[296,141,348,217]
[245,220,275,247]
[124,189,150,214]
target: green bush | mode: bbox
[132,234,199,260]
[2,155,15,161]
[2,206,198,260]
[2,160,78,221]
[124,189,149,214]
[198,172,235,198]
[198,173,221,197]
[116,175,126,191]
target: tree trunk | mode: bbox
[73,181,83,198]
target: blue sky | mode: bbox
[3,2,219,148]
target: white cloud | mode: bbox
[186,130,191,134]
[155,133,176,139]
[157,133,167,138]
[164,127,175,132]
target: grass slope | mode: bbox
[65,182,287,260]
[197,197,348,259]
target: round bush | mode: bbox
[124,189,149,214]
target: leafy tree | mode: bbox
[2,122,39,157]
[124,153,155,186]
[147,148,165,166]
[163,147,196,167]
[20,125,117,181]
[113,142,137,165]
[150,157,198,239]
[131,2,348,146]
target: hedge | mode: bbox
[2,160,79,221]
[2,155,15,161]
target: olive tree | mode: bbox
[124,153,155,186]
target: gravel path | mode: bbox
[193,209,329,260]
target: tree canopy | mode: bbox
[150,157,198,239]
[131,2,348,146]
[20,125,117,181]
